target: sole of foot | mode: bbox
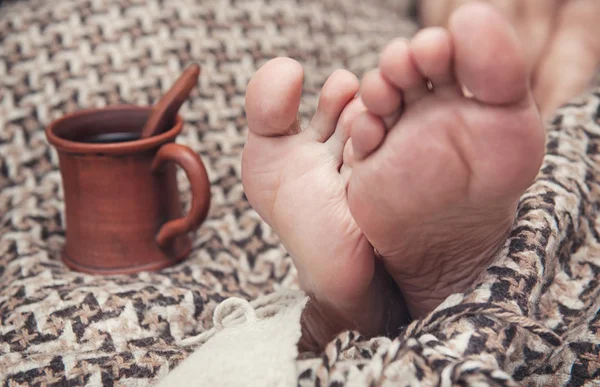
[242,58,406,350]
[346,2,546,317]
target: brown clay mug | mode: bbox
[45,105,211,274]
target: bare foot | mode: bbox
[419,0,600,120]
[347,3,546,317]
[242,58,406,351]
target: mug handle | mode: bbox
[151,143,211,248]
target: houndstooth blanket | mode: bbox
[1,0,599,385]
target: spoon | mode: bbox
[139,63,201,139]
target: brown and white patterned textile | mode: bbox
[0,0,598,386]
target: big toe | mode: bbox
[449,2,530,105]
[245,57,304,137]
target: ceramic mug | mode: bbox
[45,105,211,274]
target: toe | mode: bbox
[448,2,530,105]
[340,138,354,183]
[350,111,387,162]
[410,27,456,92]
[361,69,403,117]
[308,69,360,142]
[326,97,366,159]
[360,69,403,128]
[245,57,303,137]
[379,37,429,103]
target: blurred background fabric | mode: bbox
[1,0,599,386]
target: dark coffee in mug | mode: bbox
[82,132,141,144]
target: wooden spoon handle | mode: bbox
[140,64,201,139]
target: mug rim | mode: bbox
[45,105,184,155]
